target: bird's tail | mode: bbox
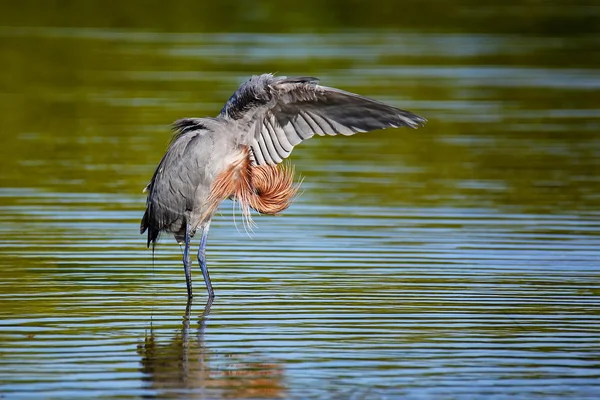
[140,209,160,248]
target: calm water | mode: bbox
[1,2,600,399]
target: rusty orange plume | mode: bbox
[203,146,298,224]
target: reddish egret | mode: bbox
[141,74,426,298]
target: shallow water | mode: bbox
[1,2,600,399]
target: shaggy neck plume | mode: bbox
[204,146,297,222]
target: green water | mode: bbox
[1,1,599,399]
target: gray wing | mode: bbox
[219,74,427,165]
[141,118,215,245]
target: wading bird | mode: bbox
[141,74,426,299]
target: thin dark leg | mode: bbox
[183,223,193,298]
[197,222,215,298]
[201,295,213,317]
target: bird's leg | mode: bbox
[183,223,193,298]
[197,222,215,298]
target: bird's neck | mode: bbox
[203,146,297,221]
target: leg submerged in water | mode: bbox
[197,222,215,298]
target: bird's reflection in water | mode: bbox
[137,298,286,399]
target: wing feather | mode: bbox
[261,121,284,163]
[300,110,327,136]
[254,133,270,165]
[219,74,426,166]
[266,117,294,151]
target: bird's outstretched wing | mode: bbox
[219,74,427,165]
